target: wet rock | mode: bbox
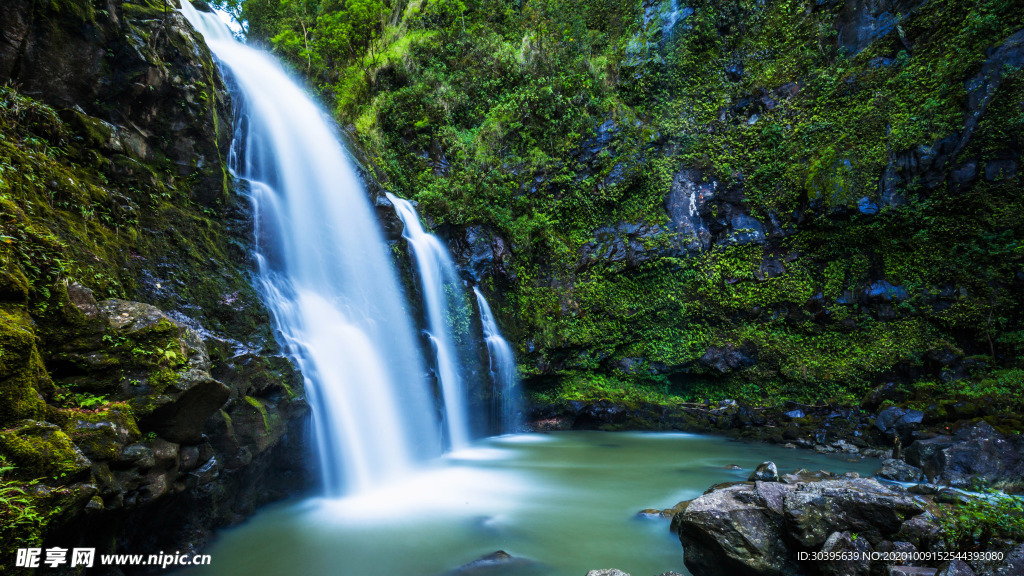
[0,0,233,204]
[889,567,938,576]
[730,213,766,244]
[578,221,670,270]
[678,481,799,576]
[895,513,942,550]
[986,543,1024,576]
[858,197,880,215]
[66,283,105,324]
[877,458,924,482]
[835,0,920,54]
[782,469,838,484]
[698,345,755,374]
[874,406,924,442]
[755,258,786,281]
[665,169,715,254]
[785,478,924,547]
[451,225,514,283]
[0,420,92,479]
[749,461,779,482]
[936,560,975,576]
[586,570,631,576]
[820,531,872,576]
[865,281,910,303]
[442,550,522,575]
[984,158,1019,181]
[904,421,1024,491]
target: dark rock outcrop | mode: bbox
[0,0,311,567]
[678,476,926,576]
[0,0,232,205]
[904,421,1024,492]
[877,458,924,482]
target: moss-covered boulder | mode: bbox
[0,420,91,481]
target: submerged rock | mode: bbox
[442,550,539,576]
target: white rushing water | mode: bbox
[473,286,522,433]
[385,193,471,449]
[180,2,440,495]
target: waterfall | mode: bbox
[385,193,471,449]
[180,2,440,496]
[472,287,522,434]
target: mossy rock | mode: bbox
[60,404,140,461]
[0,420,91,481]
[0,307,48,425]
[0,263,30,304]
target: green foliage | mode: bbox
[0,463,46,570]
[236,0,1022,408]
[938,491,1024,550]
[71,393,108,409]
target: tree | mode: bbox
[314,0,388,86]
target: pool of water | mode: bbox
[178,432,879,576]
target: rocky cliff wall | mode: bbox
[0,1,310,570]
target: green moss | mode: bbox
[0,308,48,425]
[0,421,88,481]
[59,404,140,461]
[244,396,272,433]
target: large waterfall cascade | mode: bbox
[473,287,523,433]
[180,2,441,496]
[385,193,472,449]
[181,1,525,497]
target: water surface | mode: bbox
[180,432,878,576]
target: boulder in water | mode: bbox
[442,551,539,576]
[748,461,779,482]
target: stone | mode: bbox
[819,531,872,576]
[874,406,925,441]
[988,543,1024,576]
[699,345,755,374]
[858,197,880,215]
[784,478,925,547]
[985,159,1018,181]
[730,213,766,244]
[749,461,779,482]
[441,550,541,576]
[586,571,630,576]
[888,567,937,576]
[755,258,786,281]
[665,169,714,254]
[904,421,1024,491]
[895,513,942,550]
[678,481,798,576]
[877,458,924,482]
[936,560,975,576]
[66,283,104,323]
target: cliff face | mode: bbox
[246,0,1024,419]
[0,0,308,568]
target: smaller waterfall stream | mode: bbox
[386,193,471,449]
[473,287,522,433]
